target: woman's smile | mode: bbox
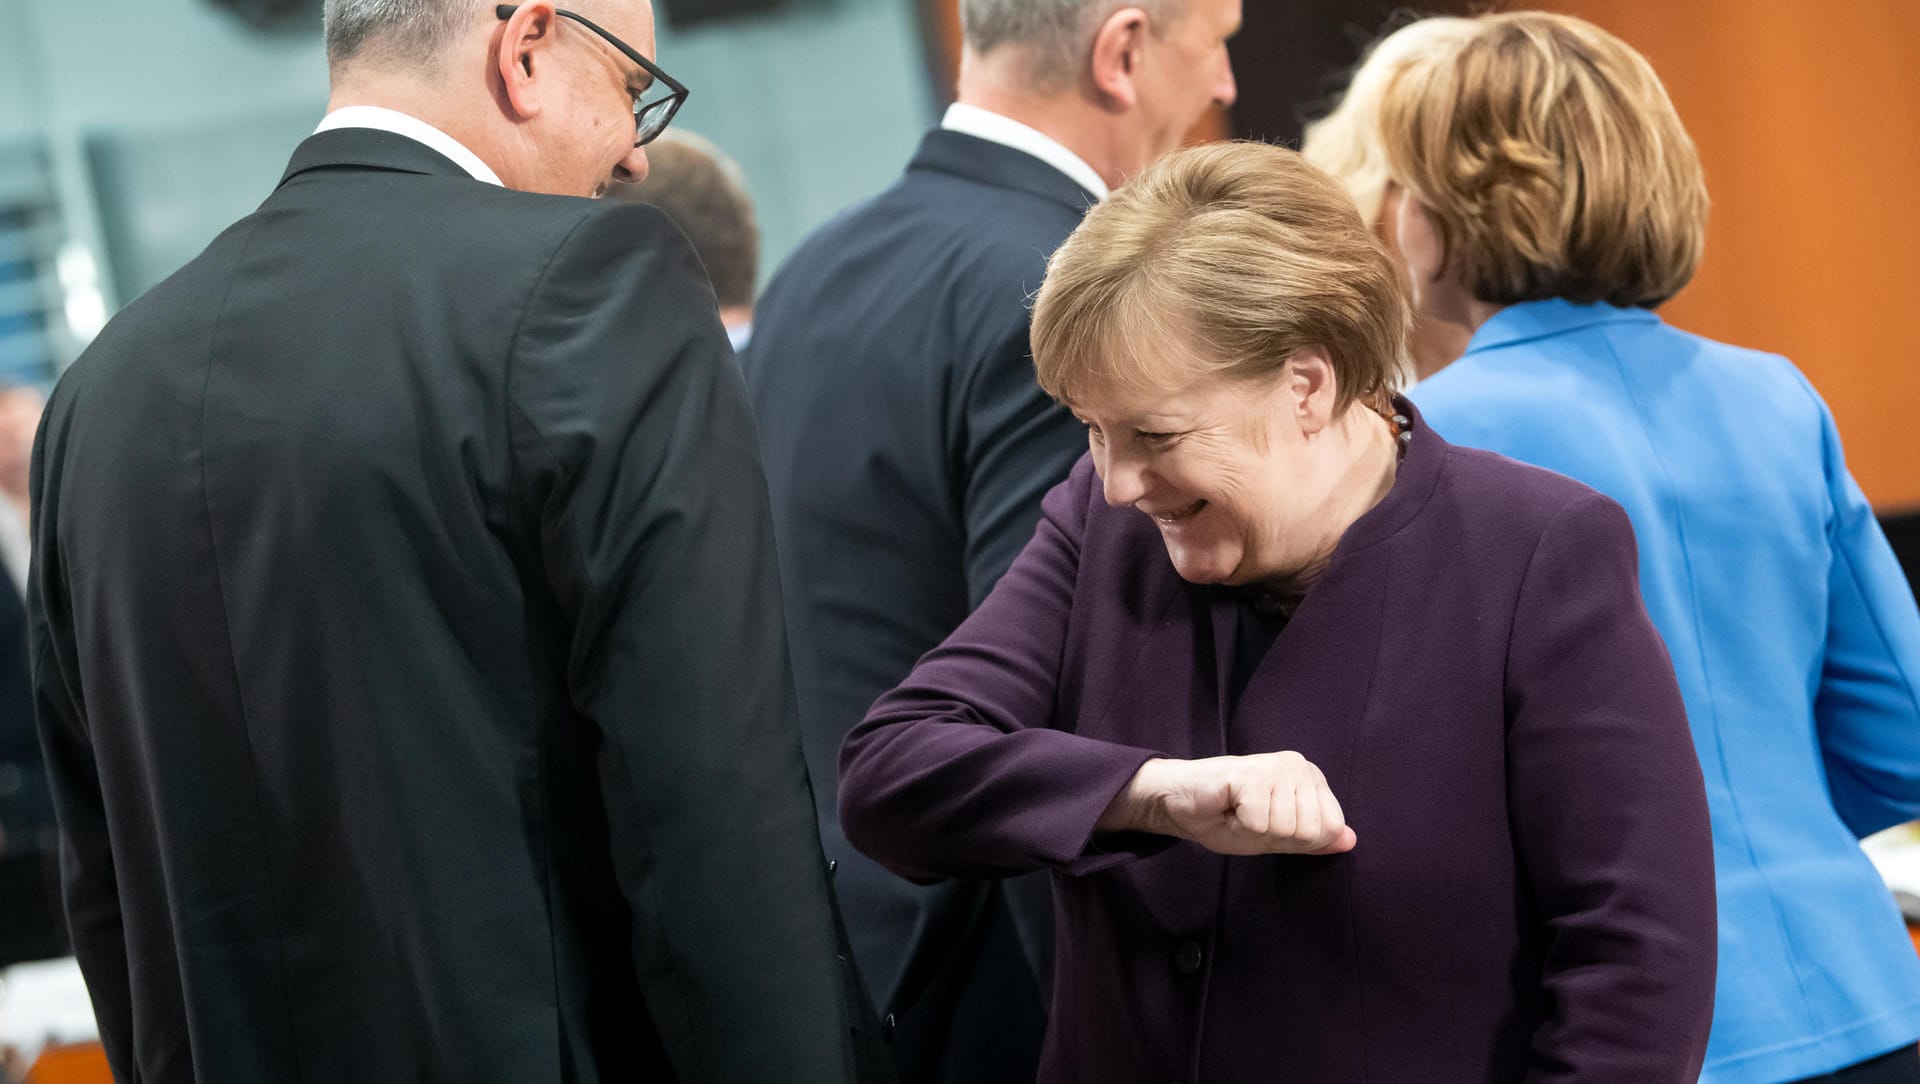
[1148,498,1207,525]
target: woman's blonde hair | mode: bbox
[1301,15,1476,228]
[1375,11,1709,308]
[1032,141,1410,409]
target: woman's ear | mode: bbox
[496,3,560,120]
[1282,347,1338,436]
[1388,186,1447,288]
[1088,7,1150,110]
[1388,186,1464,323]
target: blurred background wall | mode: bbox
[0,0,930,388]
[1551,0,1920,518]
[2,0,1914,553]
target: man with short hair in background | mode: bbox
[740,1,1239,1079]
[30,1,875,1080]
[609,130,760,350]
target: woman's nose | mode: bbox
[1100,454,1148,509]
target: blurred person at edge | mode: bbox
[1300,15,1474,381]
[738,0,1237,1080]
[0,384,65,968]
[608,129,759,350]
[1355,11,1920,1084]
[0,385,47,849]
[28,0,884,1080]
[840,141,1717,1083]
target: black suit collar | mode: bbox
[908,128,1100,215]
[278,127,479,189]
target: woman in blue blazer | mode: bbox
[1342,12,1920,1082]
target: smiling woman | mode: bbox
[1036,139,1406,588]
[837,140,1721,1082]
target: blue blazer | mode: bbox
[1413,298,1920,1083]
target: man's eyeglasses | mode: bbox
[495,4,689,147]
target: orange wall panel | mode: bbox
[1551,0,1920,507]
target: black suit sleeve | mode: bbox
[505,202,862,1082]
[957,322,1088,608]
[27,414,136,1075]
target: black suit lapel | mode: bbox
[906,128,1100,215]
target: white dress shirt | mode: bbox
[940,103,1108,200]
[314,106,504,187]
[0,498,28,599]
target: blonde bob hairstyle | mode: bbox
[1032,141,1410,412]
[1375,12,1709,309]
[1300,15,1476,229]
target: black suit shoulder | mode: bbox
[790,142,1085,294]
[748,135,1087,399]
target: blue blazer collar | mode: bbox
[907,127,1100,216]
[1465,298,1661,355]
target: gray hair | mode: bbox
[960,0,1185,91]
[323,0,485,69]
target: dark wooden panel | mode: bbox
[201,0,320,33]
[1227,1,1474,149]
[658,0,786,31]
[1882,507,1920,608]
[916,0,963,112]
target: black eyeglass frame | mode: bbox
[495,3,689,147]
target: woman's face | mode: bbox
[1068,355,1344,586]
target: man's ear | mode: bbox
[1088,6,1150,110]
[496,2,560,120]
[1283,347,1338,436]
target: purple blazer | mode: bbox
[840,407,1717,1083]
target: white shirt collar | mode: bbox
[940,103,1108,200]
[314,106,504,187]
[0,499,29,599]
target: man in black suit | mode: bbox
[0,385,63,967]
[30,2,874,1080]
[739,0,1240,1079]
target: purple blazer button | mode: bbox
[1174,941,1204,975]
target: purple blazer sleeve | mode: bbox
[839,460,1167,880]
[1505,492,1717,1082]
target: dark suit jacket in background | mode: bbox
[0,578,48,833]
[739,128,1093,1082]
[0,574,64,966]
[30,129,873,1083]
[842,408,1719,1083]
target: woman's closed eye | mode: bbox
[1136,429,1183,448]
